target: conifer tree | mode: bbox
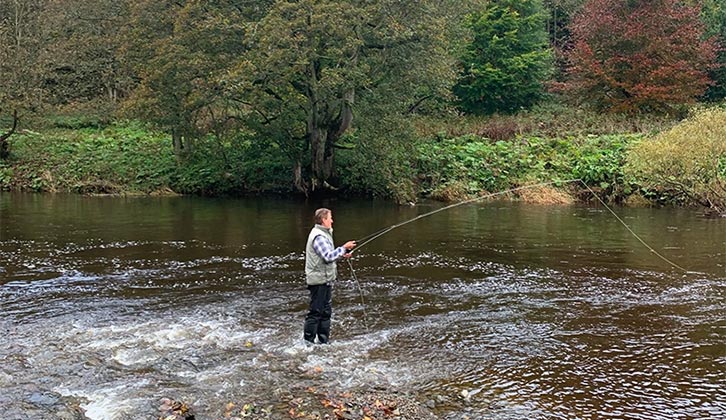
[454,0,553,115]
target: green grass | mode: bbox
[0,121,295,195]
[1,122,175,193]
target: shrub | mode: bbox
[570,134,634,197]
[415,133,640,202]
[5,122,176,193]
[337,115,419,204]
[624,108,726,214]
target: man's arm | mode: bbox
[312,235,347,263]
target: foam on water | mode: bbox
[56,381,150,420]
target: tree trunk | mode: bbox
[0,140,9,160]
[305,43,355,192]
[183,134,193,155]
[308,89,354,191]
[293,160,307,195]
[0,110,19,160]
[172,128,183,163]
[309,126,328,191]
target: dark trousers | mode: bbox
[303,283,332,344]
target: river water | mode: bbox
[1,193,724,419]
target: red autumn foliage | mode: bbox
[563,0,719,113]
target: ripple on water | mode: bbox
[2,232,725,419]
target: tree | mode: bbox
[39,0,131,105]
[120,0,256,161]
[701,0,726,101]
[453,0,553,115]
[543,0,585,50]
[565,0,718,113]
[0,109,18,159]
[228,0,459,194]
[542,0,586,82]
[0,0,47,111]
[0,0,133,117]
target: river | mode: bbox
[1,193,724,419]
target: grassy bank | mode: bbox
[1,106,723,214]
[0,122,291,196]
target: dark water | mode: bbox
[1,193,724,419]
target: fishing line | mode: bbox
[351,178,583,253]
[346,258,370,332]
[343,178,690,328]
[575,180,687,272]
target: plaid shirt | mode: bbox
[312,234,346,263]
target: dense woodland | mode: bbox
[0,0,724,213]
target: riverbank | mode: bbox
[0,106,723,214]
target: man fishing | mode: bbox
[303,208,356,344]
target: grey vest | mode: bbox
[305,225,337,285]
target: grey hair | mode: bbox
[314,208,331,224]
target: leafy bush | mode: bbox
[172,134,293,195]
[337,116,419,204]
[0,163,13,188]
[3,122,176,193]
[415,133,640,202]
[625,108,726,214]
[570,134,635,198]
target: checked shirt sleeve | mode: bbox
[312,234,346,263]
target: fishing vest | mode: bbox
[305,224,337,285]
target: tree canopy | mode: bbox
[564,0,719,113]
[1,0,725,194]
[701,0,726,101]
[227,0,460,193]
[454,0,553,115]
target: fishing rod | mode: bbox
[344,178,689,329]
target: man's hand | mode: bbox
[343,240,356,250]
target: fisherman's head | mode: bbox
[315,208,333,228]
